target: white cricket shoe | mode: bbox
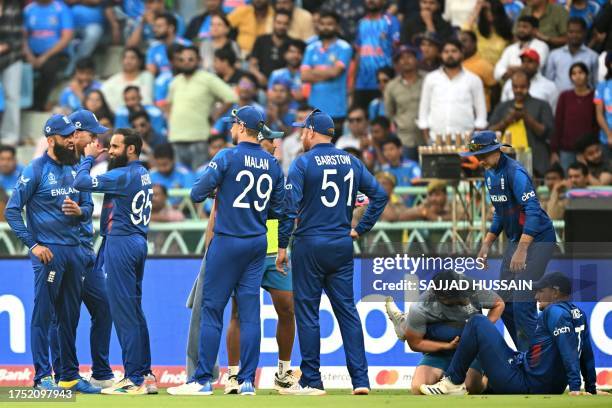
[144,373,158,394]
[224,375,239,394]
[273,370,299,391]
[279,382,326,396]
[89,376,115,389]
[420,376,467,395]
[167,381,213,396]
[385,297,406,340]
[238,380,256,395]
[352,387,370,395]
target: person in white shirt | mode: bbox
[418,38,488,142]
[335,106,370,150]
[101,47,154,113]
[494,15,549,81]
[281,104,310,174]
[443,0,478,28]
[501,48,559,111]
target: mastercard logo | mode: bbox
[597,370,612,386]
[376,369,399,385]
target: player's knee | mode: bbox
[468,314,488,327]
[274,297,295,320]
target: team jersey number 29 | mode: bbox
[131,188,154,225]
[232,170,273,211]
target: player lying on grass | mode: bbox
[385,271,504,394]
[420,272,599,395]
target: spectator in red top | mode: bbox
[551,62,598,172]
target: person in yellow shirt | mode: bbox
[223,124,299,394]
[463,0,513,66]
[228,0,274,55]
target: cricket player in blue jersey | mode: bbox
[276,109,388,395]
[73,128,156,395]
[421,272,598,395]
[167,106,286,396]
[68,109,115,388]
[4,114,100,393]
[460,131,556,352]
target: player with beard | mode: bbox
[67,110,116,389]
[146,12,192,77]
[575,134,612,186]
[73,129,155,395]
[5,114,99,393]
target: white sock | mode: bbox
[228,366,239,377]
[278,360,291,375]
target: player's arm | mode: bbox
[353,162,389,237]
[190,149,229,203]
[484,294,504,323]
[405,329,459,353]
[73,155,128,194]
[4,165,39,251]
[278,156,306,249]
[546,308,583,393]
[509,169,544,270]
[67,190,93,221]
[580,323,597,394]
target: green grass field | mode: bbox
[3,389,612,408]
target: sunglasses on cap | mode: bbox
[468,141,498,153]
[303,108,323,130]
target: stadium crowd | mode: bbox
[1,0,612,224]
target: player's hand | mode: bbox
[62,196,83,217]
[276,248,288,275]
[32,245,53,264]
[477,243,490,269]
[445,336,460,350]
[350,229,360,240]
[510,247,527,272]
[84,141,106,158]
[569,391,591,396]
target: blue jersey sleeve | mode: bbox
[354,160,388,235]
[78,189,94,222]
[145,46,156,67]
[490,208,503,236]
[4,164,40,249]
[510,168,541,237]
[279,155,306,248]
[545,307,582,392]
[60,3,75,31]
[301,46,314,69]
[390,15,400,45]
[190,148,230,203]
[73,156,129,194]
[338,44,353,68]
[580,324,597,394]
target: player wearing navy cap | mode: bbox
[73,128,155,395]
[168,106,286,396]
[460,131,556,352]
[421,272,598,395]
[276,109,388,395]
[5,114,100,393]
[223,124,299,394]
[67,110,115,388]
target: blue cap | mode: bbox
[394,45,420,61]
[459,130,509,157]
[68,109,109,134]
[258,124,284,141]
[534,272,572,295]
[44,114,76,137]
[222,106,264,131]
[291,108,335,138]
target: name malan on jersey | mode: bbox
[244,155,269,170]
[314,154,351,166]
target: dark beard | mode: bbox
[443,59,461,68]
[154,33,168,41]
[366,5,384,13]
[516,33,531,42]
[181,66,198,76]
[319,31,335,40]
[53,143,78,165]
[108,152,128,170]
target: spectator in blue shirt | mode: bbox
[503,0,525,22]
[268,39,306,104]
[353,0,400,110]
[301,10,353,138]
[24,0,74,110]
[368,66,394,120]
[381,136,422,206]
[115,85,167,136]
[146,12,192,77]
[184,0,224,42]
[150,143,196,207]
[129,110,167,156]
[68,1,108,74]
[266,78,296,134]
[564,0,601,30]
[153,43,185,109]
[125,0,185,48]
[0,145,23,193]
[59,58,102,113]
